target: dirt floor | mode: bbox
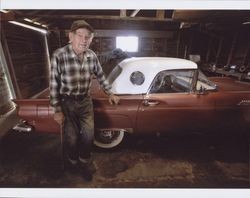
[0,129,249,188]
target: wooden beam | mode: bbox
[65,29,174,38]
[156,10,165,19]
[120,10,126,17]
[21,14,174,22]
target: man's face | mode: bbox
[69,28,93,55]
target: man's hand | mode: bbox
[108,94,120,105]
[54,112,64,125]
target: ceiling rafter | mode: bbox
[13,14,173,22]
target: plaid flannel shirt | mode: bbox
[50,44,112,112]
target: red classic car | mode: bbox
[13,57,250,148]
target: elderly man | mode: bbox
[50,20,119,181]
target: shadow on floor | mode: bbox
[0,130,249,188]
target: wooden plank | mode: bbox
[156,10,165,19]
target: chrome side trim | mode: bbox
[237,100,250,106]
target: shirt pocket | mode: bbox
[62,66,78,85]
[85,58,95,75]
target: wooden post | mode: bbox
[227,32,238,66]
[58,30,62,47]
[215,37,223,66]
[186,29,193,59]
[120,10,126,17]
[206,36,213,63]
[156,10,165,20]
[176,31,181,58]
[242,35,250,66]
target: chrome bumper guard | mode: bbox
[12,120,32,132]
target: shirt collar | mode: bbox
[68,44,91,60]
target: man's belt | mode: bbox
[61,94,88,101]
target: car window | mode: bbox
[196,70,217,91]
[107,65,122,84]
[130,71,145,85]
[149,69,195,94]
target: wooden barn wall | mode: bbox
[48,24,250,73]
[47,30,63,57]
[181,26,250,68]
[47,29,176,58]
[2,23,49,99]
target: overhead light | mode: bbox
[9,21,47,34]
[242,21,250,25]
[33,21,41,26]
[23,18,48,29]
[0,9,9,13]
[24,18,33,22]
[180,22,185,29]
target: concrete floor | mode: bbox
[0,126,249,188]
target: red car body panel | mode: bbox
[13,76,250,135]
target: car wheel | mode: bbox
[239,65,246,73]
[94,129,125,149]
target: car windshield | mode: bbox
[196,70,217,91]
[107,64,122,85]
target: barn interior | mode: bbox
[0,9,249,188]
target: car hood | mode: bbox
[209,77,250,92]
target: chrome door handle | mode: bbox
[143,100,160,106]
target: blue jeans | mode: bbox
[61,95,94,161]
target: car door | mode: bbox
[136,69,217,135]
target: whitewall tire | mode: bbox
[94,129,125,149]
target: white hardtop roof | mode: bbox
[110,57,197,95]
[119,57,197,71]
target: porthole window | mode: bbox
[130,71,145,85]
